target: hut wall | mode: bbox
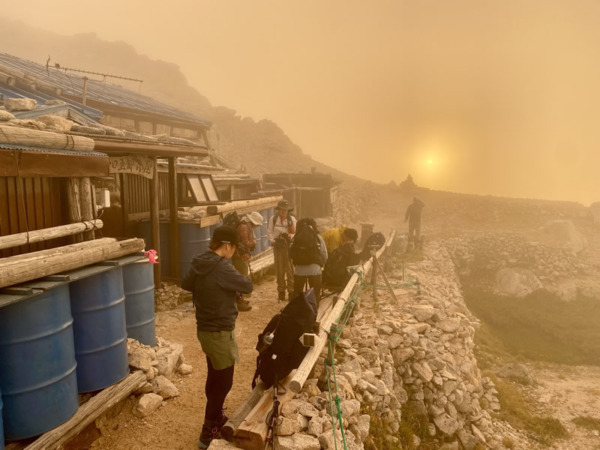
[0,176,68,257]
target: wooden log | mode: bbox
[150,157,161,288]
[0,238,145,288]
[221,382,265,440]
[288,231,396,394]
[168,157,180,278]
[205,196,282,215]
[0,220,104,250]
[0,238,117,264]
[67,178,82,243]
[0,124,95,152]
[79,177,95,241]
[24,371,146,450]
[233,373,296,450]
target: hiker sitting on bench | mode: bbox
[322,232,363,291]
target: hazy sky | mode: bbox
[3,1,599,204]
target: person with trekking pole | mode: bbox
[181,226,253,449]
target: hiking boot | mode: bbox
[236,297,252,312]
[198,422,221,449]
[278,292,285,302]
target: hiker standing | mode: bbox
[405,197,425,247]
[320,226,358,254]
[291,218,328,305]
[231,211,263,312]
[181,226,253,449]
[268,199,296,301]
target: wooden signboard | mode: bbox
[109,156,154,179]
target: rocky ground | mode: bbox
[83,186,600,450]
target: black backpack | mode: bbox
[222,211,241,229]
[323,242,361,289]
[252,288,318,389]
[360,232,386,260]
[290,220,323,266]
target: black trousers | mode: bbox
[204,356,234,424]
[293,274,322,305]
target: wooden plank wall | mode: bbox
[122,173,169,220]
[0,176,68,257]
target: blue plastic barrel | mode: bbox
[179,223,212,279]
[1,388,5,450]
[122,262,156,346]
[0,285,78,440]
[69,267,129,393]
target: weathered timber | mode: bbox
[0,220,103,250]
[24,371,146,450]
[221,382,266,440]
[233,373,296,450]
[248,248,274,274]
[67,178,82,243]
[0,238,116,264]
[0,125,95,152]
[150,157,161,288]
[205,196,282,215]
[79,177,95,241]
[0,238,145,288]
[288,231,396,394]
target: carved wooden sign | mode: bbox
[108,156,154,179]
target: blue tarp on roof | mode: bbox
[0,53,209,126]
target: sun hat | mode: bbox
[212,225,238,246]
[276,199,293,211]
[245,211,264,226]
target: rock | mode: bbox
[413,361,434,382]
[435,318,461,333]
[132,393,163,417]
[340,399,361,417]
[275,417,298,436]
[153,375,179,399]
[156,343,183,378]
[495,268,542,298]
[177,363,193,375]
[129,348,153,372]
[543,219,587,253]
[496,363,532,385]
[434,413,459,436]
[411,305,436,321]
[391,347,414,365]
[207,439,241,449]
[275,434,320,450]
[281,399,319,418]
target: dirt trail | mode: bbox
[90,278,283,450]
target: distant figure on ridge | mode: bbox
[405,197,425,249]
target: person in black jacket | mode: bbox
[181,226,253,449]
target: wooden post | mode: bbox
[371,252,378,302]
[150,157,161,289]
[168,157,180,278]
[79,177,95,241]
[67,178,82,243]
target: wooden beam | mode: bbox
[168,157,180,278]
[0,220,103,250]
[221,383,265,440]
[67,178,82,243]
[205,196,282,215]
[288,231,396,394]
[0,238,145,289]
[78,177,95,241]
[24,371,146,450]
[149,157,161,288]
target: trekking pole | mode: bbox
[369,245,378,302]
[374,257,399,303]
[264,374,280,450]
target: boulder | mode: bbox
[495,268,542,298]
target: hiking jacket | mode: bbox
[181,250,253,332]
[320,226,347,254]
[405,199,425,224]
[236,221,256,261]
[268,214,296,244]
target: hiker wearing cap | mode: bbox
[232,211,263,312]
[181,226,253,449]
[268,199,297,301]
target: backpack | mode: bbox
[222,211,241,229]
[360,232,386,260]
[323,242,361,289]
[252,288,318,389]
[290,220,323,266]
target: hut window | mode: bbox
[185,174,219,203]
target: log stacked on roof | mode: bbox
[0,124,95,152]
[0,237,145,289]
